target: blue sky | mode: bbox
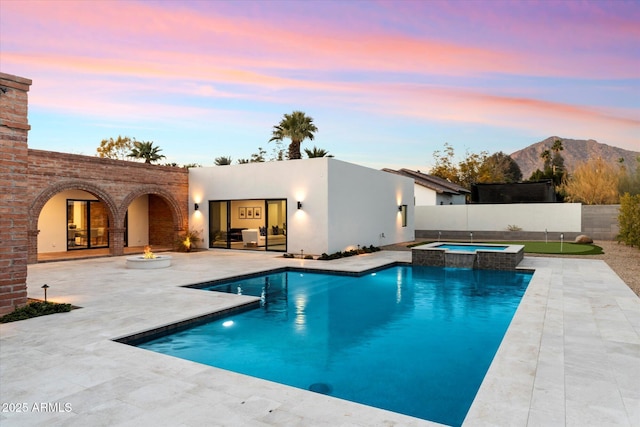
[1,0,638,170]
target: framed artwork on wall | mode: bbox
[247,208,253,218]
[254,207,262,219]
[239,207,246,219]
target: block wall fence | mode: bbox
[416,204,620,241]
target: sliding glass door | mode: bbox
[208,199,287,252]
[209,201,229,248]
[67,199,109,250]
[265,199,287,251]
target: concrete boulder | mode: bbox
[574,234,593,244]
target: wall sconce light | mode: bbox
[194,203,199,211]
[398,205,403,212]
[297,201,302,210]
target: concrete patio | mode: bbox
[1,250,638,426]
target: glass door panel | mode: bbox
[265,199,286,252]
[67,200,109,250]
[67,200,88,249]
[209,201,229,248]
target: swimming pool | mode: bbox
[137,265,531,426]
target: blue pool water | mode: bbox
[435,244,508,252]
[138,266,531,426]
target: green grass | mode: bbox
[493,241,603,255]
[410,240,604,255]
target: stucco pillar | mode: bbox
[0,72,32,315]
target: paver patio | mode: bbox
[1,250,638,426]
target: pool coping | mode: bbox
[1,250,638,426]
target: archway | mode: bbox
[29,181,118,263]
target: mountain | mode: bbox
[510,137,639,179]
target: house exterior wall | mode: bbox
[414,185,466,206]
[415,186,437,205]
[189,158,414,255]
[189,158,330,254]
[327,159,414,252]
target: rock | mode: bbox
[575,234,593,244]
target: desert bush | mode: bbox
[618,193,640,247]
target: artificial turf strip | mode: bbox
[488,241,604,255]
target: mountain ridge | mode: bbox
[510,137,639,179]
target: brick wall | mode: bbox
[0,72,32,315]
[27,150,190,262]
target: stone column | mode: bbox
[0,72,32,315]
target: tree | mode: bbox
[249,147,266,163]
[269,111,318,160]
[562,157,620,204]
[619,156,640,196]
[430,143,459,184]
[457,150,488,189]
[430,143,491,189]
[127,141,166,164]
[214,156,232,166]
[96,136,133,160]
[550,139,565,178]
[618,193,640,247]
[304,146,333,158]
[478,152,522,183]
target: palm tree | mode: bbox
[269,111,318,160]
[214,156,232,166]
[304,146,333,158]
[540,149,551,172]
[127,141,165,164]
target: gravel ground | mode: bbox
[382,240,640,297]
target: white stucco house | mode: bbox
[189,158,415,255]
[383,168,469,205]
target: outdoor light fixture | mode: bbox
[297,201,302,210]
[41,284,50,302]
[398,205,403,212]
[194,203,199,211]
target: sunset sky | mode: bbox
[1,0,638,170]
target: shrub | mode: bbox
[618,193,640,247]
[0,301,73,323]
[318,245,381,260]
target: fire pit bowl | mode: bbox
[126,246,172,269]
[126,255,172,269]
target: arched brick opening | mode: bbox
[120,186,187,251]
[28,180,119,263]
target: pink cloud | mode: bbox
[3,0,637,80]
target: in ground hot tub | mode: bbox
[412,242,524,270]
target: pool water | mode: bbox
[138,266,531,426]
[435,244,508,252]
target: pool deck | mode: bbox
[1,250,638,426]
